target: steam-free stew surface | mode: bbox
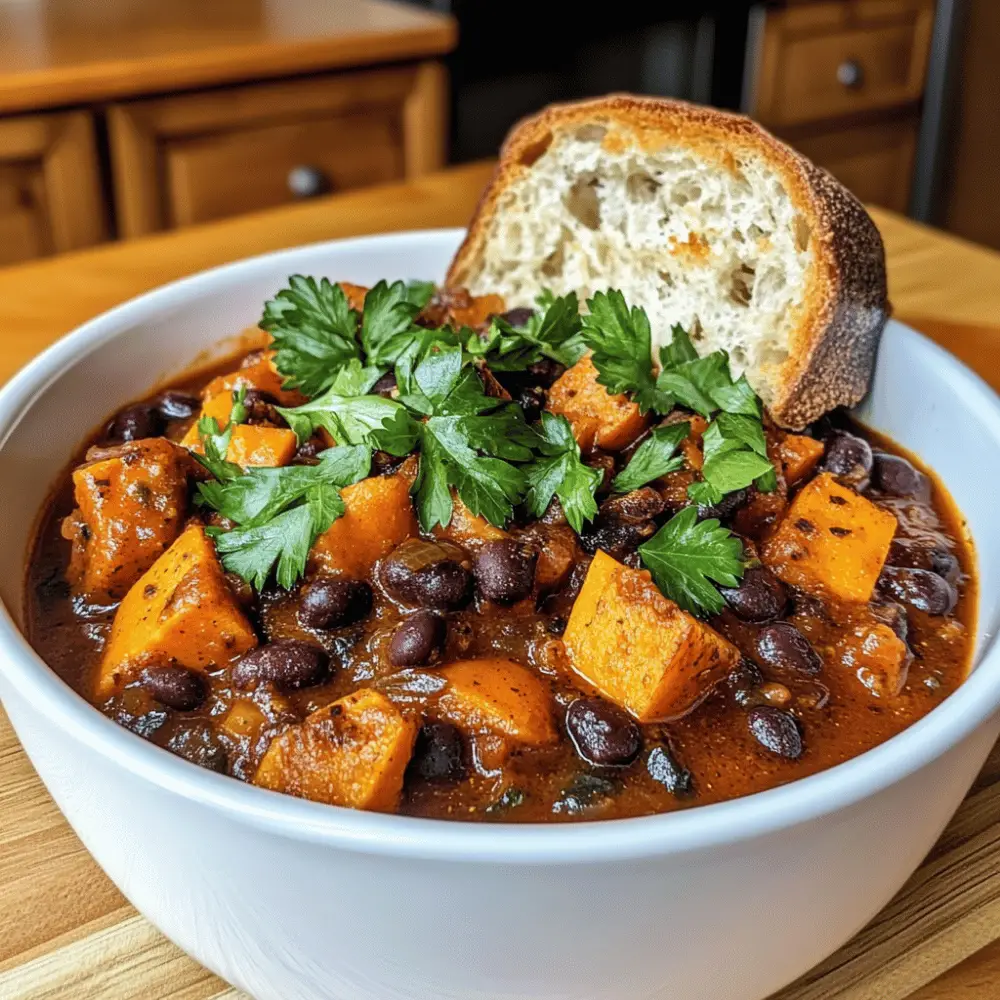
[25,300,975,822]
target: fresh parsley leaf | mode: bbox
[193,388,247,482]
[467,289,586,371]
[411,433,454,532]
[199,445,370,590]
[656,352,731,418]
[700,448,774,494]
[703,412,768,460]
[277,359,419,456]
[659,325,699,368]
[404,280,436,309]
[261,277,360,396]
[360,280,423,366]
[582,290,674,414]
[524,412,602,532]
[638,506,744,615]
[711,373,761,417]
[612,422,689,493]
[755,468,779,492]
[686,480,724,507]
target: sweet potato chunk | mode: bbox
[433,493,507,548]
[180,392,297,467]
[338,281,369,312]
[254,689,417,812]
[777,434,825,486]
[309,469,418,577]
[97,523,257,699]
[436,659,557,745]
[563,551,739,721]
[547,355,650,452]
[64,438,188,599]
[202,351,301,407]
[762,473,897,603]
[836,621,911,698]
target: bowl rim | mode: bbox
[1,227,998,865]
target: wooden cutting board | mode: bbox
[2,163,1000,999]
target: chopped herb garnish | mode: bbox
[193,388,247,482]
[552,772,620,815]
[611,422,689,493]
[484,785,527,816]
[638,506,745,616]
[469,289,586,371]
[524,412,602,532]
[197,444,371,590]
[582,289,674,414]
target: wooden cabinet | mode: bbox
[0,113,106,265]
[747,0,936,211]
[109,63,446,237]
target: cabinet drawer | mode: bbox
[751,0,935,127]
[109,63,446,236]
[0,113,106,265]
[787,117,919,213]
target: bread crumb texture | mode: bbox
[466,120,818,408]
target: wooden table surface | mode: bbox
[0,0,456,114]
[2,160,1000,1000]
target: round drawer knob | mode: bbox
[287,165,330,199]
[836,59,864,89]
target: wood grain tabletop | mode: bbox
[1,160,1000,1000]
[0,0,456,115]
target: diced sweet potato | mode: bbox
[226,426,298,467]
[64,438,189,599]
[777,434,825,486]
[435,658,557,745]
[679,415,709,471]
[97,523,258,699]
[448,292,505,329]
[433,493,507,548]
[836,621,912,698]
[521,523,580,593]
[180,392,297,467]
[338,281,369,312]
[762,473,897,603]
[563,551,739,721]
[221,699,267,741]
[254,689,417,812]
[309,469,418,577]
[547,355,650,452]
[202,352,301,407]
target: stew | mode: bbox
[26,281,976,822]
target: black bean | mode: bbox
[381,539,473,610]
[408,722,466,782]
[546,615,567,636]
[599,487,668,523]
[501,307,535,328]
[517,386,547,423]
[748,706,803,759]
[298,578,373,630]
[646,746,694,797]
[166,723,228,773]
[156,390,201,421]
[141,665,206,711]
[889,538,960,585]
[242,389,282,425]
[726,659,764,707]
[579,517,658,560]
[109,403,165,442]
[720,566,788,623]
[372,371,398,397]
[870,600,910,642]
[696,486,751,522]
[294,437,323,463]
[756,622,823,675]
[878,565,957,615]
[822,431,873,489]
[474,539,538,605]
[370,450,406,476]
[389,612,446,667]
[233,640,329,691]
[565,698,642,767]
[872,452,931,500]
[525,358,566,387]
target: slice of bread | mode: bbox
[446,95,888,430]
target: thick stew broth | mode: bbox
[25,291,976,823]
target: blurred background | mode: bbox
[0,0,994,266]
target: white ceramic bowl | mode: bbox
[0,230,998,1000]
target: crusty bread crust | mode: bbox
[446,95,888,430]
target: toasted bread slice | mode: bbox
[446,95,888,429]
